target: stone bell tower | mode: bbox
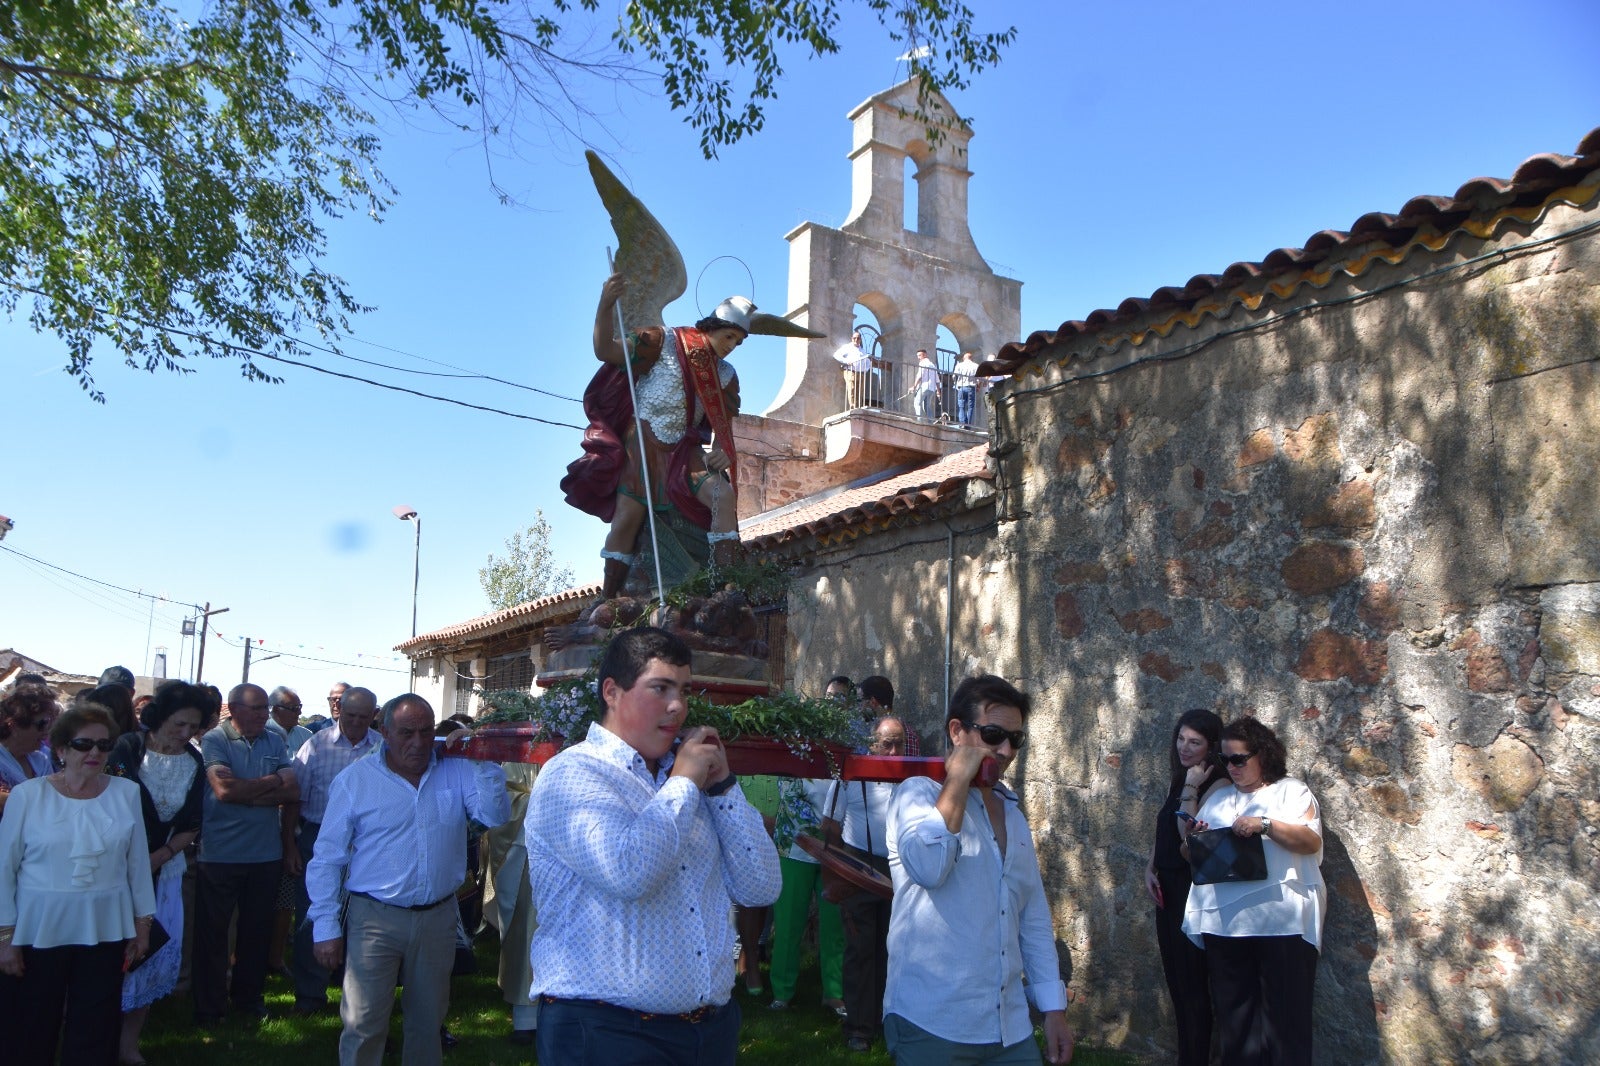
[733,80,1020,520]
[762,79,1021,429]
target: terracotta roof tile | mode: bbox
[742,445,992,550]
[395,583,602,655]
[987,128,1600,376]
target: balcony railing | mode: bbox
[839,358,990,431]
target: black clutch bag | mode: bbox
[1187,827,1268,885]
[125,917,172,974]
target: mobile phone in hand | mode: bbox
[1175,809,1195,825]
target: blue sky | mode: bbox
[4,0,1597,701]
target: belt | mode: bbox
[539,995,724,1024]
[350,890,453,912]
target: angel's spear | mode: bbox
[608,247,668,611]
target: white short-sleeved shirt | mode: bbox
[1181,777,1326,950]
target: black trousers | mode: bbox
[1203,933,1318,1066]
[0,939,124,1065]
[193,859,281,1021]
[839,889,891,1040]
[1154,870,1212,1066]
[290,819,330,1005]
[536,997,740,1066]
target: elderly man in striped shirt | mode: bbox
[307,694,509,1066]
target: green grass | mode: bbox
[136,936,1138,1064]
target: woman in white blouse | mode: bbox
[1179,717,1325,1066]
[0,684,59,813]
[0,703,156,1065]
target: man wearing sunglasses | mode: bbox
[883,675,1073,1066]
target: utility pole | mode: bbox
[195,603,229,684]
[242,638,252,683]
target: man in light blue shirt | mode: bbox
[884,675,1073,1066]
[525,626,782,1066]
[307,694,509,1066]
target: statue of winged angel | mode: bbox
[560,152,820,605]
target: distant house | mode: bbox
[0,648,97,698]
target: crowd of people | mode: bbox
[1,641,1325,1066]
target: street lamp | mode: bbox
[392,505,421,638]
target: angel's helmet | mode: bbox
[704,296,755,336]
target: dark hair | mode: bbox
[81,684,136,737]
[825,675,855,696]
[1221,717,1288,783]
[0,684,58,741]
[51,703,121,752]
[947,674,1031,730]
[694,315,747,337]
[1168,708,1226,795]
[598,626,692,694]
[858,675,894,709]
[142,680,210,732]
[15,672,49,686]
[1169,708,1223,775]
[198,685,224,731]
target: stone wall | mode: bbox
[981,191,1600,1063]
[782,501,998,750]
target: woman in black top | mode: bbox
[1145,709,1226,1065]
[106,681,207,1066]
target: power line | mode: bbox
[209,631,408,674]
[0,543,201,612]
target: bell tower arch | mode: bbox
[765,79,1021,426]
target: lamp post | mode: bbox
[392,506,421,638]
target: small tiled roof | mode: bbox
[988,127,1600,375]
[395,583,601,655]
[742,445,992,550]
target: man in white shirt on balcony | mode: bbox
[524,626,782,1066]
[884,675,1073,1066]
[307,694,509,1066]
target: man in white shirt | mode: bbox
[307,694,509,1066]
[884,676,1073,1066]
[823,715,905,1052]
[524,626,782,1066]
[284,686,381,1013]
[952,351,980,426]
[834,330,877,409]
[913,349,941,421]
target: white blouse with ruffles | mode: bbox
[0,775,156,948]
[1181,776,1327,950]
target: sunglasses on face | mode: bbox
[965,722,1027,750]
[66,738,115,753]
[1220,752,1255,768]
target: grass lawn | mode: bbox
[137,936,1138,1064]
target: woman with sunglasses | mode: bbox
[1144,709,1226,1066]
[0,685,60,816]
[107,681,208,1066]
[1179,717,1325,1066]
[0,703,157,1065]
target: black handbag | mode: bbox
[125,917,172,974]
[1187,827,1268,885]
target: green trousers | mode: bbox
[768,854,844,1002]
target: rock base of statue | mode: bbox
[540,587,770,702]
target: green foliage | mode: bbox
[476,678,870,766]
[669,555,791,607]
[478,508,575,610]
[1,1,1013,394]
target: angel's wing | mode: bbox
[748,312,825,339]
[587,150,686,334]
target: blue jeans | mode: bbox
[536,997,741,1066]
[916,388,938,420]
[956,386,976,425]
[884,1013,1043,1066]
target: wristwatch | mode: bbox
[1260,817,1273,837]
